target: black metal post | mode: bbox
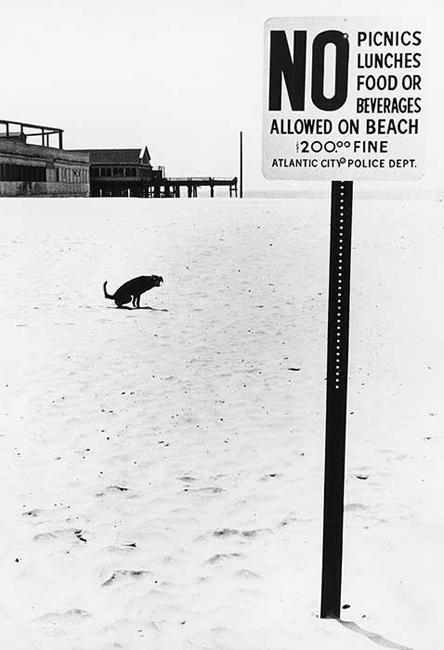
[320,180,353,619]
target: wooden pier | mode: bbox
[147,176,238,198]
[75,148,238,198]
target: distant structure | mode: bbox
[0,119,89,197]
[74,147,238,198]
[73,147,164,197]
[152,175,238,198]
[0,118,237,198]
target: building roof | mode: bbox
[0,138,90,163]
[74,149,142,164]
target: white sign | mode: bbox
[263,17,425,180]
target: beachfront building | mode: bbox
[74,147,164,197]
[0,119,89,197]
[0,117,237,199]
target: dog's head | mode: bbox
[149,275,163,287]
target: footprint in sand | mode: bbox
[234,568,263,580]
[213,528,240,538]
[241,528,271,538]
[101,569,153,587]
[103,543,137,555]
[33,528,88,544]
[212,528,269,539]
[279,511,312,527]
[206,553,245,565]
[184,486,224,495]
[95,485,129,497]
[36,608,91,623]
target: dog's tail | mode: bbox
[103,281,114,300]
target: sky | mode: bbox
[1,0,443,192]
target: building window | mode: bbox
[0,163,46,182]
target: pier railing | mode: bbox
[165,177,237,183]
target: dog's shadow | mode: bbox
[138,306,169,312]
[116,306,169,312]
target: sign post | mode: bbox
[263,16,424,619]
[321,179,353,618]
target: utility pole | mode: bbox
[239,131,243,198]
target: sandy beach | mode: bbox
[0,195,442,649]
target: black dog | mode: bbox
[103,275,163,308]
